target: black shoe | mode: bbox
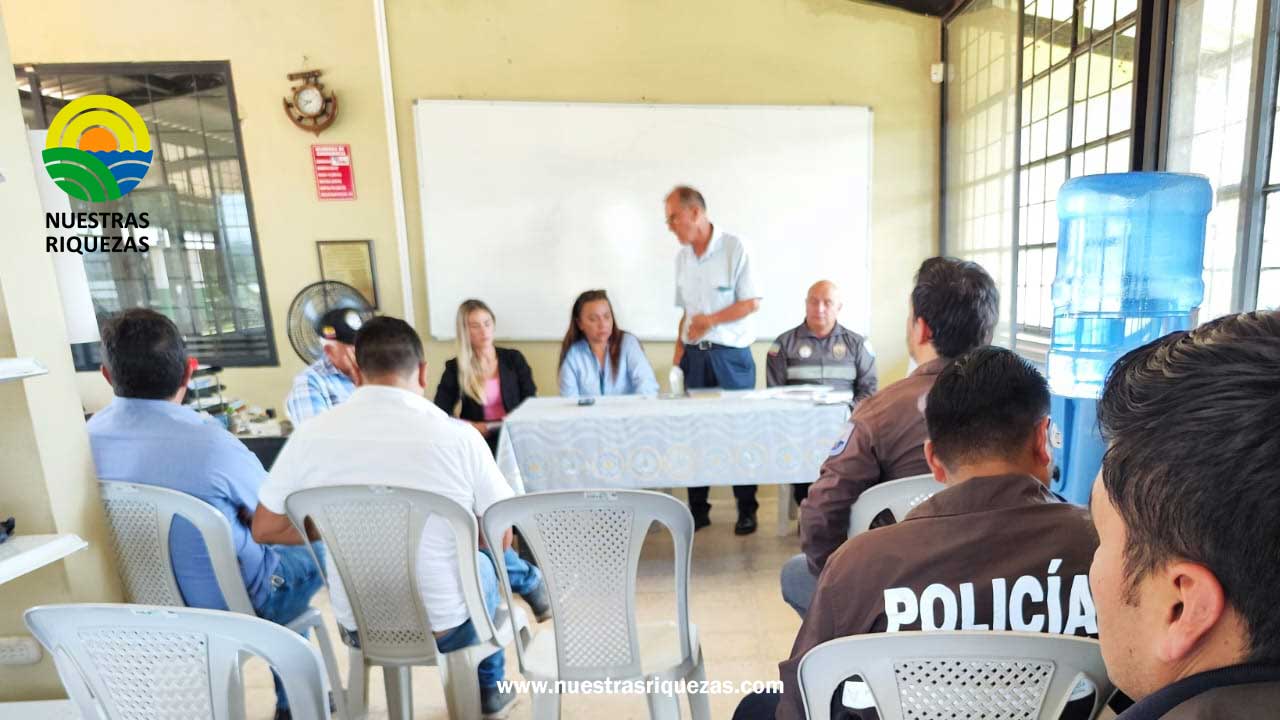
[734,513,758,536]
[272,710,291,720]
[693,514,711,531]
[481,686,517,718]
[522,581,553,622]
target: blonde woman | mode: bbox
[434,299,536,452]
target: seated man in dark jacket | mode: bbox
[738,346,1100,720]
[1091,311,1280,719]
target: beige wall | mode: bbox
[388,0,941,390]
[3,0,938,413]
[0,6,123,700]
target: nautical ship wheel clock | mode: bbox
[283,70,338,135]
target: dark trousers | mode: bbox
[680,343,759,518]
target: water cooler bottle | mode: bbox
[1048,172,1212,504]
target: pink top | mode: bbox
[482,376,505,421]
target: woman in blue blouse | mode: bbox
[558,290,659,397]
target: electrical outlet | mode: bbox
[0,636,43,665]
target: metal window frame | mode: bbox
[942,0,1163,359]
[14,60,279,368]
[1232,0,1280,311]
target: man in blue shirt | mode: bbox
[285,307,363,425]
[88,308,324,720]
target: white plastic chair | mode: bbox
[284,484,531,720]
[481,489,710,720]
[25,603,330,720]
[847,474,945,537]
[97,481,347,719]
[797,631,1114,720]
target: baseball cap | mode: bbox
[315,308,365,345]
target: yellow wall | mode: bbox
[3,0,938,413]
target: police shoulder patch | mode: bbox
[768,341,782,357]
[829,421,855,456]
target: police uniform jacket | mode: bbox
[776,473,1099,720]
[765,321,877,402]
[1116,665,1280,719]
[800,358,946,573]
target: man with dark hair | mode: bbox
[1091,311,1280,719]
[665,184,764,535]
[780,257,999,616]
[88,308,325,720]
[284,307,366,425]
[738,346,1098,720]
[252,316,548,719]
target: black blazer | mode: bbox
[434,347,537,423]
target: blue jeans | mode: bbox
[256,543,327,711]
[780,552,818,618]
[434,548,542,688]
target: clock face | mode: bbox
[295,86,325,117]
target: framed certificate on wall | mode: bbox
[317,239,378,308]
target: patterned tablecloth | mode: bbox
[494,391,849,494]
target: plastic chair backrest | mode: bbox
[25,603,329,720]
[284,484,497,665]
[797,631,1114,720]
[848,474,945,538]
[99,481,254,614]
[482,489,694,681]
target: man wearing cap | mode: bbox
[767,280,877,505]
[285,308,364,425]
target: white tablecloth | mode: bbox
[495,391,849,493]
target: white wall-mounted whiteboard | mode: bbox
[414,100,872,341]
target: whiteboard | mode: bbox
[414,100,872,341]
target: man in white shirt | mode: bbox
[252,316,547,719]
[666,185,764,535]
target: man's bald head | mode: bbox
[805,280,842,337]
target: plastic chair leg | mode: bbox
[687,660,712,720]
[384,665,413,720]
[531,688,561,720]
[291,613,349,720]
[346,647,368,718]
[441,650,483,720]
[646,684,682,720]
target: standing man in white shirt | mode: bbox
[251,316,548,719]
[665,185,764,535]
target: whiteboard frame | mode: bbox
[413,99,874,343]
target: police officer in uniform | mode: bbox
[736,347,1100,720]
[666,185,764,535]
[767,280,877,505]
[780,257,999,617]
[767,280,876,399]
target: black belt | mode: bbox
[685,341,738,351]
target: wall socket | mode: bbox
[0,635,43,665]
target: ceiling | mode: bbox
[864,0,956,16]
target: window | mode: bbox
[944,0,1021,347]
[1017,0,1138,349]
[1166,0,1260,319]
[15,62,275,366]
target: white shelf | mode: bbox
[0,534,88,586]
[0,358,48,384]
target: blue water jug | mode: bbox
[1048,172,1212,399]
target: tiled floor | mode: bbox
[242,486,803,719]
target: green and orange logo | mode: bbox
[42,94,153,202]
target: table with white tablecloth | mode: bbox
[495,391,850,534]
